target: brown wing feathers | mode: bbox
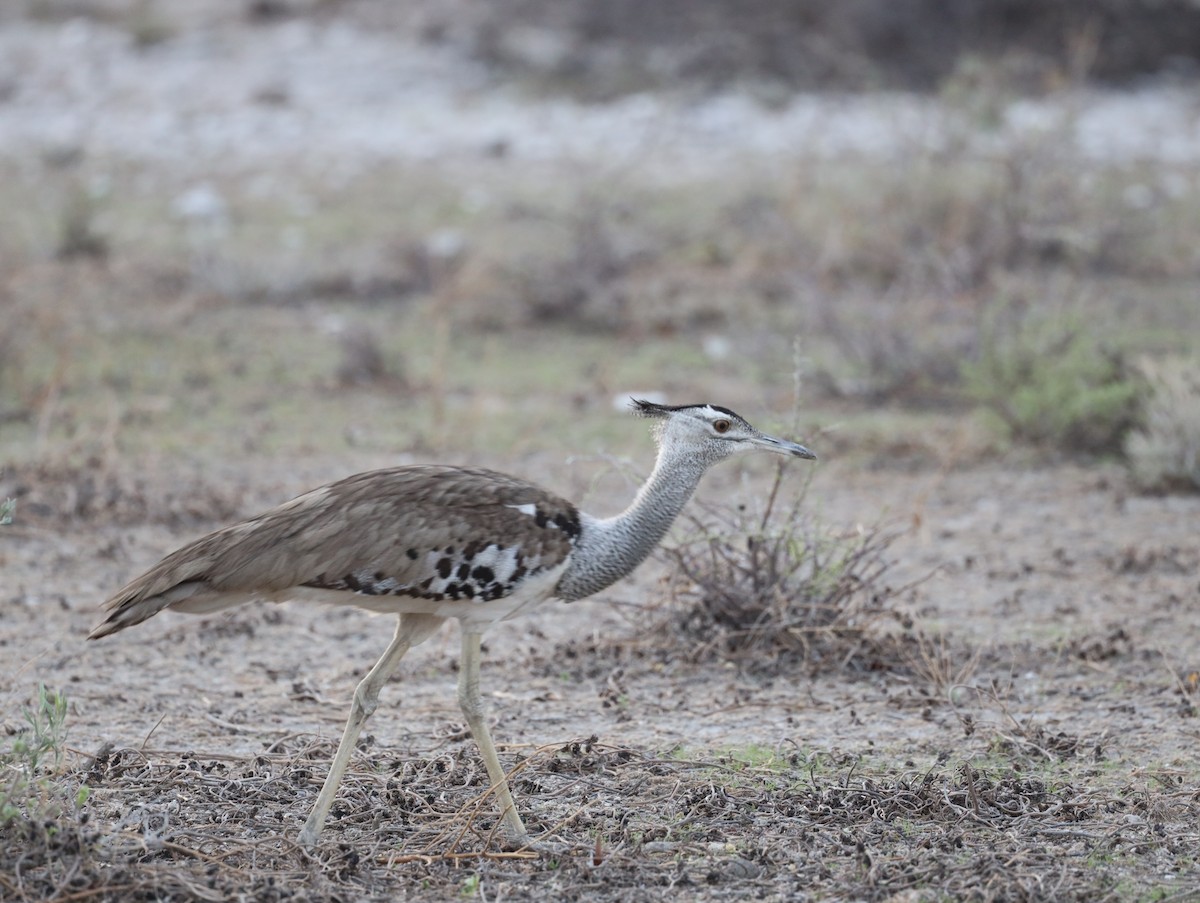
[90,466,581,639]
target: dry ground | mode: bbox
[3,401,1200,901]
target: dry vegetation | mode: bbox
[655,465,917,673]
[3,138,1200,902]
[7,728,1200,903]
[3,5,1200,902]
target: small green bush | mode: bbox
[1,685,74,825]
[1126,356,1200,493]
[0,683,107,903]
[56,185,109,261]
[964,308,1145,456]
[1,685,95,897]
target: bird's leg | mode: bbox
[457,629,530,846]
[298,613,445,847]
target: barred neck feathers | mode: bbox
[554,436,709,602]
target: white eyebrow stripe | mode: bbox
[506,503,538,517]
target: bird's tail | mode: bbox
[88,579,215,639]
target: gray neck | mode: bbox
[555,446,708,601]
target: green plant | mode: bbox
[56,183,109,260]
[460,874,481,897]
[1,685,73,826]
[719,743,788,771]
[16,685,67,772]
[964,306,1145,456]
[0,498,13,525]
[124,0,175,47]
[1126,355,1200,493]
[0,686,95,903]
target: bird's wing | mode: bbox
[90,466,581,638]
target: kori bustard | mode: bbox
[90,399,816,847]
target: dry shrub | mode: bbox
[333,327,406,389]
[467,0,1200,94]
[0,459,246,529]
[1126,354,1200,493]
[810,287,985,404]
[488,197,665,332]
[457,194,749,335]
[658,466,913,672]
[792,136,1153,295]
[790,140,1183,404]
[188,238,434,306]
[903,628,984,700]
[510,209,640,330]
[0,290,37,424]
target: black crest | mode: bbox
[630,399,744,421]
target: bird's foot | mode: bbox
[296,818,324,849]
[501,832,583,857]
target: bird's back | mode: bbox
[90,465,582,638]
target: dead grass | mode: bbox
[904,628,986,702]
[0,457,251,531]
[1,142,1197,466]
[653,463,919,675]
[2,730,1196,903]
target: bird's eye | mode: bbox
[713,419,731,434]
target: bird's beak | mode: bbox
[755,434,817,460]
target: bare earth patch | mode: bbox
[3,459,1199,901]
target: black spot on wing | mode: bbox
[303,571,392,597]
[553,511,581,539]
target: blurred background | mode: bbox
[0,0,1198,504]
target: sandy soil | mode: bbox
[3,449,1199,899]
[6,459,1200,765]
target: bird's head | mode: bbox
[631,398,816,465]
